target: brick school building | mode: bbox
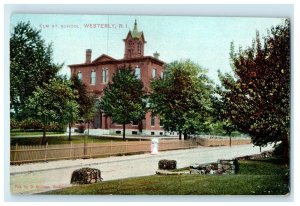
[69,20,166,136]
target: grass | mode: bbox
[10,131,64,137]
[43,157,290,195]
[11,135,147,146]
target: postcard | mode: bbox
[9,14,290,196]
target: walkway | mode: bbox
[10,144,273,195]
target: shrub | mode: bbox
[19,118,43,130]
[158,159,177,170]
[273,143,284,158]
[10,118,20,129]
[46,122,66,132]
[76,124,86,133]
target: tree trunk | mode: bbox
[229,135,232,147]
[68,122,71,141]
[83,135,87,158]
[87,121,90,136]
[138,120,143,133]
[41,116,47,145]
[123,123,126,140]
[184,132,188,140]
[99,111,102,129]
[179,131,182,140]
[105,116,108,129]
[41,125,46,145]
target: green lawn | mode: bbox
[10,131,64,137]
[11,135,147,146]
[43,157,290,195]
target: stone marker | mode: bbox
[158,159,177,170]
[71,167,103,184]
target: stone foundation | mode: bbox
[189,150,273,175]
[190,159,238,175]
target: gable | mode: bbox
[92,54,116,63]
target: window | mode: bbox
[151,114,155,126]
[152,68,156,79]
[77,71,82,81]
[102,68,108,83]
[138,42,141,53]
[90,71,96,85]
[160,71,164,79]
[135,67,141,79]
[159,118,163,127]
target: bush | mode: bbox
[158,159,177,170]
[273,143,284,158]
[10,118,20,129]
[19,118,43,130]
[46,122,66,132]
[76,124,86,133]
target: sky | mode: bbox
[11,14,286,84]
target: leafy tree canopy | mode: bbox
[99,68,146,140]
[70,74,96,121]
[150,60,214,139]
[27,77,79,144]
[10,21,62,120]
[217,20,290,159]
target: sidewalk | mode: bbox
[10,144,273,195]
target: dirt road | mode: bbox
[10,144,273,195]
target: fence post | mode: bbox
[110,140,112,154]
[44,142,48,162]
[139,139,141,151]
[13,143,18,163]
[90,141,92,158]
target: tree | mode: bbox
[27,78,79,144]
[70,75,97,137]
[211,89,238,147]
[10,22,62,120]
[65,100,80,141]
[83,96,97,136]
[70,74,95,120]
[150,60,213,140]
[217,20,290,160]
[99,68,146,140]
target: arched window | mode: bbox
[90,71,96,84]
[135,66,141,79]
[77,71,82,81]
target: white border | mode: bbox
[1,1,298,205]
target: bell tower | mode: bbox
[123,20,147,59]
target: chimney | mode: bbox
[153,51,160,59]
[86,49,92,64]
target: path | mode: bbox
[10,144,273,195]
